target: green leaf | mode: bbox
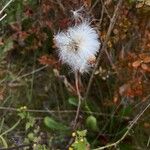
[77,130,87,137]
[44,116,69,132]
[86,115,99,132]
[72,140,87,150]
[25,122,32,131]
[18,112,26,119]
[68,97,78,106]
[27,132,35,141]
[28,117,35,127]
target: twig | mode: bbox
[0,0,14,22]
[10,65,48,83]
[93,98,150,150]
[89,0,111,21]
[98,4,104,27]
[55,0,66,13]
[100,0,111,20]
[89,0,100,13]
[84,0,123,100]
[0,119,21,137]
[0,106,130,119]
[0,14,7,21]
[0,65,48,86]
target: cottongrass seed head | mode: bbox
[54,21,100,73]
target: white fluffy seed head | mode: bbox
[54,21,100,73]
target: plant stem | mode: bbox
[73,71,82,130]
[0,119,21,137]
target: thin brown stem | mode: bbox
[98,4,104,27]
[66,71,82,149]
[0,106,130,119]
[100,0,111,20]
[73,71,82,130]
[89,0,100,13]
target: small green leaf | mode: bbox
[68,97,78,106]
[27,132,35,141]
[44,116,69,132]
[86,115,99,132]
[77,130,87,137]
[25,122,32,131]
[28,117,35,127]
[18,112,26,119]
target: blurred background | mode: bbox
[0,0,150,149]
